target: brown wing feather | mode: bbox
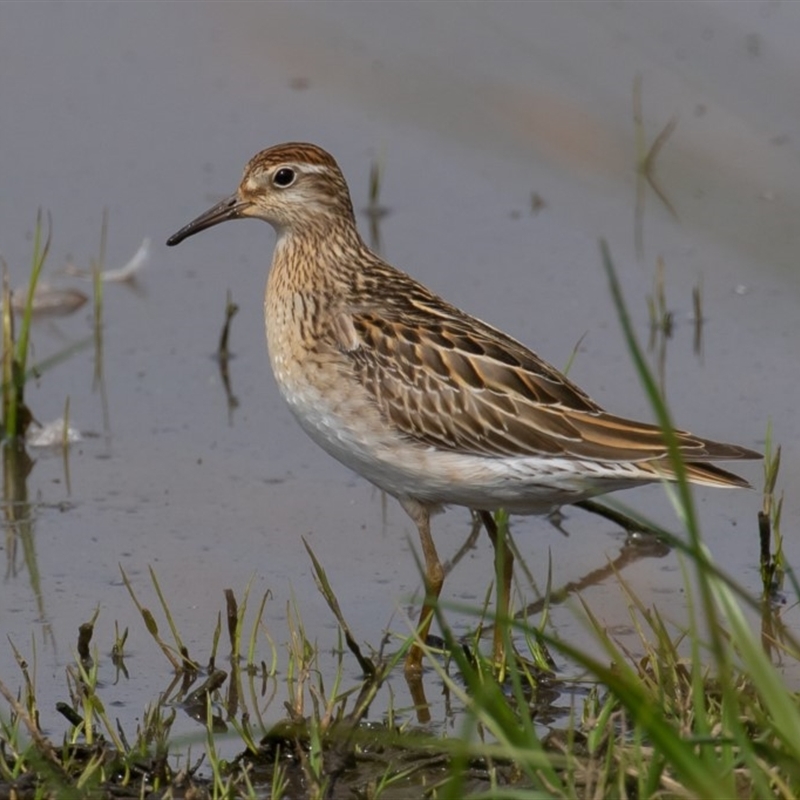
[337,290,759,468]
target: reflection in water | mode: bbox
[362,156,391,256]
[407,508,673,723]
[181,669,229,732]
[3,439,35,577]
[646,259,707,395]
[646,256,674,397]
[215,289,240,424]
[692,279,705,359]
[511,524,671,628]
[2,439,53,645]
[633,74,679,262]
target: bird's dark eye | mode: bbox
[273,167,296,187]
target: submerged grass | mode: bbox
[0,243,796,799]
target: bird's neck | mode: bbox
[270,221,372,295]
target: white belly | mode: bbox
[276,372,639,514]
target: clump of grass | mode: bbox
[1,211,50,440]
[0,570,282,798]
[1,212,99,446]
[3,510,799,800]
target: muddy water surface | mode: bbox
[1,1,798,763]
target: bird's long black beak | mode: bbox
[166,193,248,246]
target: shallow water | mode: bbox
[1,0,798,764]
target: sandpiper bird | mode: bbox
[167,142,760,675]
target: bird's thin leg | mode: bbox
[400,499,443,676]
[479,510,513,669]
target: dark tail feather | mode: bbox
[659,460,753,489]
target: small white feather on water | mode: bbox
[26,419,82,448]
[64,237,151,282]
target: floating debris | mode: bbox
[12,238,150,316]
[11,283,88,317]
[26,418,82,448]
[530,192,547,214]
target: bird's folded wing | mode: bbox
[337,306,755,464]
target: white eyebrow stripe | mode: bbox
[297,164,330,175]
